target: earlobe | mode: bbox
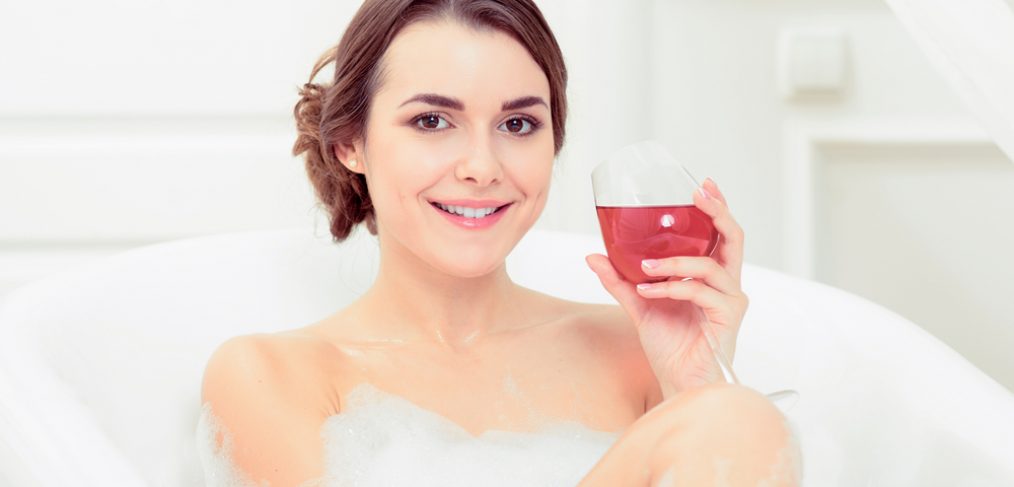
[333,142,363,173]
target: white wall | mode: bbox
[2,0,1011,389]
[0,0,364,293]
[542,0,1014,390]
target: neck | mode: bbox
[356,233,530,351]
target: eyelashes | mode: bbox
[410,112,544,137]
[413,112,451,131]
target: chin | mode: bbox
[448,261,504,279]
[433,252,506,279]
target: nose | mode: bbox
[454,138,503,187]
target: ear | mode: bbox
[333,140,365,174]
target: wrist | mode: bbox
[659,372,728,401]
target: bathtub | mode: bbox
[1,227,1012,486]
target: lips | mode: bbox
[427,199,513,229]
[429,201,511,217]
[427,198,512,208]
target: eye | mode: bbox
[413,113,452,131]
[497,116,541,136]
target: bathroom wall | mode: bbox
[1,0,1011,389]
[542,0,1014,391]
[651,0,1014,393]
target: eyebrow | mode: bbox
[398,93,548,112]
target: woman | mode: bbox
[198,0,801,485]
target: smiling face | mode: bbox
[343,19,556,278]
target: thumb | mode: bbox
[585,253,645,319]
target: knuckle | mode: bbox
[663,256,687,267]
[687,281,702,299]
[728,223,744,241]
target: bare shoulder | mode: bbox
[200,333,343,486]
[545,297,637,343]
[571,301,634,333]
[555,299,663,413]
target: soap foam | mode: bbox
[196,402,268,487]
[195,384,620,487]
[315,383,620,487]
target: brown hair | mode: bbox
[292,0,568,242]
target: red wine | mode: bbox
[595,205,720,283]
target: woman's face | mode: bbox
[350,20,555,278]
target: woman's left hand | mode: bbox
[586,178,749,400]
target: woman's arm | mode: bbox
[200,335,332,487]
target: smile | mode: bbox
[432,202,506,218]
[428,201,513,229]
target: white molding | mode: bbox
[0,115,318,299]
[0,115,315,242]
[782,118,997,278]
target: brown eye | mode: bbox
[421,115,439,129]
[497,116,537,136]
[415,114,450,131]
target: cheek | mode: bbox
[369,128,462,190]
[363,143,446,222]
[498,137,554,195]
[500,148,554,230]
[526,159,553,197]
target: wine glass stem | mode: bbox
[695,305,741,385]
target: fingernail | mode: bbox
[641,259,660,269]
[636,283,654,290]
[697,186,712,200]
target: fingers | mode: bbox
[702,178,727,205]
[640,256,742,297]
[635,278,749,321]
[585,253,646,317]
[692,178,744,280]
[635,278,725,309]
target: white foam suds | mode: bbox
[315,383,620,486]
[196,403,268,487]
[196,383,620,486]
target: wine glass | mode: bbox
[591,140,799,411]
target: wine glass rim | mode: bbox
[591,140,703,207]
[592,140,697,173]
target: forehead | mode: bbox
[374,19,550,111]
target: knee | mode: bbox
[647,383,801,486]
[648,383,784,432]
[667,382,783,427]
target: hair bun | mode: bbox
[292,73,376,242]
[293,82,326,151]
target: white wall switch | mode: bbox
[777,28,849,99]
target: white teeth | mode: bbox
[435,203,498,218]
